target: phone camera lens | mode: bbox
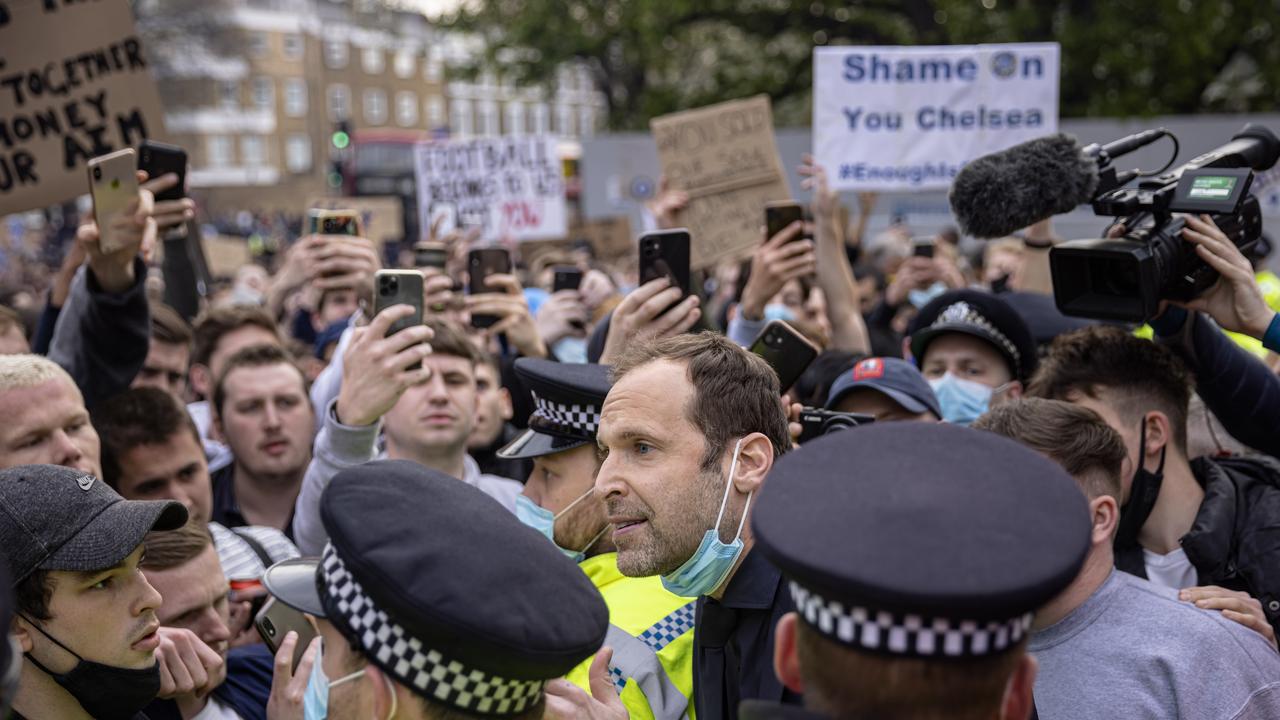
[92,167,102,180]
[262,619,276,636]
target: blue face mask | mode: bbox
[516,491,609,564]
[304,642,377,720]
[928,373,995,426]
[763,304,796,323]
[908,282,948,309]
[661,439,751,598]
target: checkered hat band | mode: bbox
[321,544,546,715]
[530,391,600,436]
[790,582,1033,659]
[930,301,1021,372]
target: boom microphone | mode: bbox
[949,134,1099,239]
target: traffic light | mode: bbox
[331,121,352,152]
[327,160,345,189]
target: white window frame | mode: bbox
[241,135,266,166]
[533,103,549,134]
[362,47,385,74]
[206,136,233,167]
[282,33,304,60]
[505,101,524,136]
[426,95,445,128]
[395,91,418,127]
[285,134,312,173]
[450,100,472,137]
[363,88,388,125]
[327,84,351,121]
[251,77,274,109]
[394,49,415,79]
[247,32,269,59]
[324,39,348,69]
[217,80,238,110]
[284,78,307,117]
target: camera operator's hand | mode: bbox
[646,175,689,230]
[467,273,549,358]
[335,305,435,427]
[783,396,804,449]
[739,222,815,321]
[155,627,225,700]
[599,278,700,365]
[1176,214,1275,339]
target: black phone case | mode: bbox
[553,268,583,293]
[138,140,187,203]
[468,249,511,328]
[750,322,818,391]
[639,232,691,300]
[766,205,804,241]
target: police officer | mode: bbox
[261,459,609,719]
[744,423,1092,719]
[497,359,697,720]
[906,289,1037,425]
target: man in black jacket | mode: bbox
[1030,325,1280,642]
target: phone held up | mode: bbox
[137,140,187,203]
[764,201,810,243]
[749,320,819,393]
[638,228,692,311]
[87,148,139,254]
[552,265,583,293]
[468,247,512,329]
[255,596,317,672]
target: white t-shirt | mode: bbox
[1143,546,1200,590]
[191,697,244,720]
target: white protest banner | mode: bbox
[0,0,167,214]
[651,95,791,270]
[814,43,1059,192]
[413,135,566,242]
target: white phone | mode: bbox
[87,148,138,253]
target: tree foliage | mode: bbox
[441,0,1280,130]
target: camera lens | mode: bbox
[262,618,276,637]
[93,167,102,180]
[820,414,860,436]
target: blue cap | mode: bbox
[825,357,942,419]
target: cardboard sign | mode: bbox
[305,196,405,248]
[814,44,1060,191]
[651,95,791,269]
[201,235,252,278]
[570,215,633,259]
[0,0,167,214]
[413,135,566,243]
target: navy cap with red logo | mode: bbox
[826,357,942,420]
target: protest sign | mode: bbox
[201,235,252,278]
[814,43,1060,192]
[414,135,566,243]
[571,215,633,259]
[306,195,405,249]
[0,0,167,215]
[651,95,791,269]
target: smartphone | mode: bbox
[797,408,876,444]
[638,229,691,302]
[320,209,361,237]
[87,148,138,254]
[137,140,187,203]
[255,596,317,672]
[552,266,583,293]
[749,320,820,392]
[414,242,448,271]
[468,248,512,329]
[912,238,935,259]
[374,270,425,337]
[765,201,805,242]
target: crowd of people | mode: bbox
[0,127,1279,720]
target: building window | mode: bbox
[425,59,442,83]
[478,101,498,136]
[394,50,415,79]
[505,101,524,135]
[426,95,445,128]
[363,88,387,125]
[284,78,307,117]
[533,103,549,134]
[252,77,274,109]
[327,84,350,121]
[324,39,348,69]
[283,34,304,60]
[206,136,233,167]
[217,80,238,110]
[285,134,312,173]
[241,135,266,165]
[247,32,268,59]
[450,100,471,137]
[556,104,573,136]
[362,47,384,74]
[395,91,418,127]
[578,105,595,138]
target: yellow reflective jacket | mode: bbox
[565,552,697,720]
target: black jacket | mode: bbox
[1181,455,1280,637]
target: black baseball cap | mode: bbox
[0,465,187,584]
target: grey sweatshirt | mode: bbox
[1030,569,1280,720]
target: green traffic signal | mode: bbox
[331,131,350,149]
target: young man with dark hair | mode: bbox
[588,332,797,718]
[468,352,530,482]
[976,399,1280,719]
[141,521,273,720]
[132,304,192,400]
[187,306,283,472]
[1029,325,1280,637]
[292,312,521,554]
[210,344,314,535]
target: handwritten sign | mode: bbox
[0,0,167,214]
[306,195,405,249]
[814,44,1060,191]
[651,95,791,269]
[413,135,566,243]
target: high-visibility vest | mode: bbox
[565,552,697,720]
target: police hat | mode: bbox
[264,460,609,715]
[754,423,1090,659]
[907,289,1037,382]
[498,359,611,461]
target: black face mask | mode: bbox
[21,615,160,720]
[1114,417,1167,554]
